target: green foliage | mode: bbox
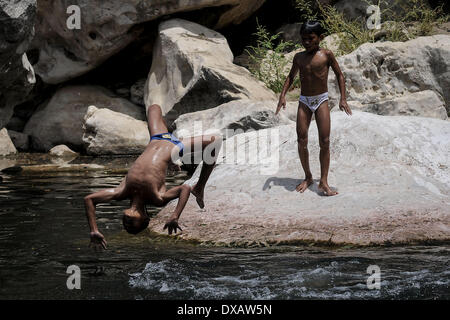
[294,0,318,21]
[245,22,300,93]
[396,0,449,37]
[318,2,374,56]
[293,0,449,56]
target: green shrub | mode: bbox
[245,21,301,93]
[294,0,449,56]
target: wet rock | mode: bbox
[49,145,79,158]
[31,0,264,84]
[23,85,146,151]
[150,111,450,246]
[173,100,293,138]
[82,106,149,155]
[144,19,276,125]
[0,159,17,172]
[0,0,36,128]
[0,128,18,156]
[328,35,450,118]
[8,130,30,151]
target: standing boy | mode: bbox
[276,20,352,196]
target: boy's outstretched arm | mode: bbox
[84,184,125,249]
[162,184,191,235]
[328,50,352,115]
[276,55,300,115]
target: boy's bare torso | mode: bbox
[116,140,178,205]
[295,48,331,95]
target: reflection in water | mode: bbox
[0,158,449,299]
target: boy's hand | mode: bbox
[339,98,352,116]
[276,97,286,115]
[163,218,183,235]
[89,230,107,250]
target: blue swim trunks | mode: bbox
[150,133,184,157]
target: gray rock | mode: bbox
[144,19,276,125]
[357,90,447,119]
[6,116,27,132]
[82,106,149,155]
[49,145,79,157]
[31,0,264,84]
[321,32,349,53]
[8,130,29,151]
[150,111,450,246]
[130,78,146,106]
[328,35,450,118]
[0,158,17,171]
[23,85,146,151]
[173,100,294,139]
[0,0,36,128]
[333,0,370,21]
[276,23,302,43]
[0,128,18,156]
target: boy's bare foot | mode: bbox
[191,184,205,208]
[318,182,338,196]
[296,177,313,193]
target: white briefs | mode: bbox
[299,92,329,112]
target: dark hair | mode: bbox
[300,20,325,36]
[123,212,149,235]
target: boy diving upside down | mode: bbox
[84,104,222,250]
[276,20,352,196]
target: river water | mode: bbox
[0,156,448,300]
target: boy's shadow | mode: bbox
[262,177,325,196]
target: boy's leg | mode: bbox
[314,101,338,196]
[296,102,313,192]
[147,104,169,136]
[180,134,222,208]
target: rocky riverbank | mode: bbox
[149,111,450,246]
[1,0,449,247]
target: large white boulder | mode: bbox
[144,19,277,124]
[82,106,149,155]
[31,0,264,84]
[23,85,146,151]
[149,111,450,246]
[328,35,450,119]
